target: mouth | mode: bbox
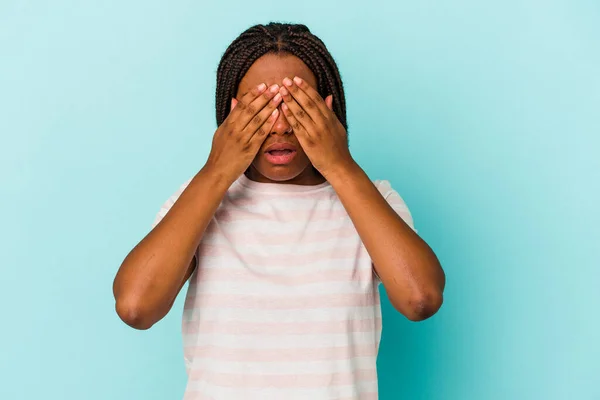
[263,142,298,165]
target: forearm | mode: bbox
[326,162,445,321]
[113,166,232,328]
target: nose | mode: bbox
[270,106,293,135]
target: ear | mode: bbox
[325,95,333,111]
[230,98,238,111]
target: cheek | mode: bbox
[293,147,312,166]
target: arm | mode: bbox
[278,76,445,321]
[113,81,283,330]
[112,166,230,330]
[327,162,445,321]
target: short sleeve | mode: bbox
[151,177,194,230]
[150,177,198,273]
[374,179,417,233]
[372,180,417,284]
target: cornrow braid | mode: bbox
[215,22,347,133]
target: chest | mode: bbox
[191,197,376,304]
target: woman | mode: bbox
[113,22,445,400]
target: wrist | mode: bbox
[198,164,238,192]
[322,159,363,187]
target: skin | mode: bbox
[113,61,286,329]
[277,74,446,320]
[234,53,329,185]
[112,52,445,330]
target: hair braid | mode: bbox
[215,22,347,133]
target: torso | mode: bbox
[181,174,382,400]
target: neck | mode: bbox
[245,166,326,186]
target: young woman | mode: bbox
[113,22,445,400]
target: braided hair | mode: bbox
[215,22,347,132]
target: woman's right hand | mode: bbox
[205,83,282,183]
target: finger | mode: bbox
[281,77,324,122]
[325,95,333,111]
[241,83,280,129]
[242,91,283,136]
[231,83,279,124]
[280,102,312,141]
[249,108,279,146]
[290,76,331,117]
[227,83,264,121]
[279,86,315,133]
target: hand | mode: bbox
[205,83,282,183]
[279,76,355,178]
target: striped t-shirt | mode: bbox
[152,173,415,400]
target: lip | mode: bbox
[263,141,298,165]
[264,142,298,153]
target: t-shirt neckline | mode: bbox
[235,173,332,194]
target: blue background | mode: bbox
[1,1,598,399]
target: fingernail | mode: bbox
[269,84,279,93]
[293,76,303,85]
[281,103,288,111]
[257,83,267,92]
[271,108,279,117]
[273,93,282,102]
[283,77,293,87]
[280,87,289,96]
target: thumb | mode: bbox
[325,95,333,111]
[231,98,238,111]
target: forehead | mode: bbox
[236,53,317,96]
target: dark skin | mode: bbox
[239,53,444,320]
[113,52,444,330]
[234,53,332,185]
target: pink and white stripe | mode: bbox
[152,174,415,399]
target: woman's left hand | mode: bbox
[279,76,355,178]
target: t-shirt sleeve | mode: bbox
[374,179,417,233]
[150,177,199,272]
[151,177,194,230]
[372,180,417,284]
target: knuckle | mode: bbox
[245,104,257,115]
[297,109,306,119]
[252,114,262,126]
[291,121,302,131]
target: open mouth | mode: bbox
[264,149,297,165]
[267,149,294,156]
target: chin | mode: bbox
[249,160,311,183]
[256,166,305,181]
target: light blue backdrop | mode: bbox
[1,0,598,399]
